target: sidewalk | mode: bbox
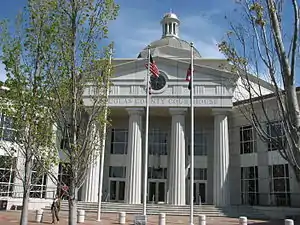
[0,210,283,224]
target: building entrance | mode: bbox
[148,180,166,203]
[109,179,125,202]
[194,182,206,204]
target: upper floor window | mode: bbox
[267,122,286,152]
[240,125,256,154]
[188,131,208,156]
[110,128,128,154]
[149,129,168,155]
[0,114,16,142]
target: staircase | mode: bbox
[44,201,268,219]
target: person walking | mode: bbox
[51,195,61,224]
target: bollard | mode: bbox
[198,214,206,225]
[159,213,166,225]
[77,210,85,223]
[35,209,43,223]
[239,216,247,225]
[119,212,126,224]
[285,219,294,225]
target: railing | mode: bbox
[0,190,56,199]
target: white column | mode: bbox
[168,108,187,205]
[82,124,100,202]
[82,158,100,202]
[213,112,230,206]
[125,108,143,204]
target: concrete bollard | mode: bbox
[159,213,166,225]
[239,216,247,225]
[35,209,43,223]
[119,212,126,224]
[77,210,85,223]
[198,214,206,225]
[285,219,294,225]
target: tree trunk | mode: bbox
[19,157,32,225]
[68,179,78,225]
[20,188,30,225]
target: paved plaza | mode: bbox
[0,210,285,224]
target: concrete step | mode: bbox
[44,201,225,216]
[44,201,268,219]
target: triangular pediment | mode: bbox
[112,56,238,85]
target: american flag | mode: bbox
[145,54,160,77]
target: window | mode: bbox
[148,167,167,179]
[188,131,208,156]
[109,166,126,178]
[0,156,15,197]
[0,114,16,142]
[110,129,128,154]
[240,126,256,154]
[267,122,286,152]
[30,162,47,198]
[149,129,168,155]
[241,166,259,205]
[269,164,290,206]
[57,163,71,200]
[188,168,207,180]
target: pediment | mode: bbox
[112,56,238,85]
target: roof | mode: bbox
[137,37,202,59]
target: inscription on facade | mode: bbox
[108,97,219,107]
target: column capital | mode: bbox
[211,108,232,116]
[169,108,187,116]
[126,108,144,115]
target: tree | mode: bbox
[0,1,118,225]
[218,0,300,180]
[0,3,59,225]
[41,1,118,225]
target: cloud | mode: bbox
[0,62,6,82]
[108,8,226,59]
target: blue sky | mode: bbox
[0,0,237,82]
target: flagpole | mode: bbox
[189,42,194,225]
[143,45,151,216]
[97,47,112,222]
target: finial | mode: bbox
[170,8,172,13]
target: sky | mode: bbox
[0,0,298,84]
[0,0,237,82]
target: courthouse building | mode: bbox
[0,12,300,209]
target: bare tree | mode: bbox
[218,0,300,179]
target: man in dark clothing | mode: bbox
[51,195,60,224]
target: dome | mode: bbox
[137,12,201,59]
[162,12,179,20]
[137,37,202,58]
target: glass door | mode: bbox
[158,182,165,202]
[148,180,166,203]
[194,182,206,204]
[149,182,156,203]
[109,179,125,202]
